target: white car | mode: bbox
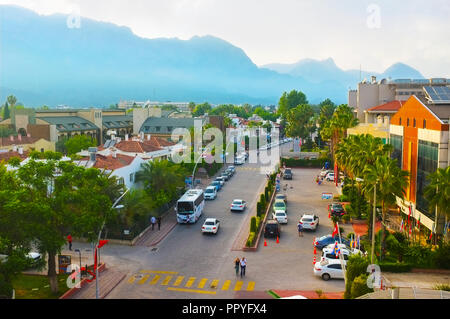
[230,199,247,211]
[272,211,288,224]
[313,259,347,281]
[325,172,335,181]
[202,218,220,234]
[299,214,319,231]
[204,186,217,200]
[319,170,331,177]
[234,155,245,165]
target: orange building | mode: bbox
[389,88,449,234]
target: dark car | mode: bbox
[314,234,351,250]
[283,168,293,180]
[221,172,230,181]
[264,220,281,238]
[329,202,345,217]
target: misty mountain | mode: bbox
[0,5,424,108]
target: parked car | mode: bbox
[204,186,217,200]
[228,166,236,174]
[329,202,345,217]
[202,218,220,234]
[325,172,335,181]
[272,211,288,224]
[215,176,225,186]
[210,181,222,191]
[230,199,247,212]
[313,259,347,281]
[272,199,287,214]
[234,155,245,165]
[314,234,351,250]
[275,193,287,205]
[299,214,319,231]
[264,220,281,238]
[319,169,331,177]
[225,168,234,177]
[283,168,293,180]
[321,244,362,262]
[220,172,230,181]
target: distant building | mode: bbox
[348,76,450,122]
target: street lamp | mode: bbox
[95,190,128,299]
[191,147,210,189]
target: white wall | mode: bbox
[110,156,149,189]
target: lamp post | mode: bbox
[371,183,377,265]
[95,190,128,299]
[191,147,210,189]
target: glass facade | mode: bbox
[390,134,403,168]
[416,140,438,216]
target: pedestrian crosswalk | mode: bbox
[127,270,255,294]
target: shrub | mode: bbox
[250,217,257,233]
[246,231,256,247]
[432,244,450,269]
[433,284,450,291]
[256,202,262,216]
[265,187,269,202]
[350,274,373,298]
[344,254,370,299]
[281,157,330,168]
[260,194,266,210]
[379,262,412,273]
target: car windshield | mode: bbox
[274,202,285,208]
[302,218,313,222]
[233,200,242,205]
[319,235,331,241]
[332,204,343,209]
[177,201,194,214]
[285,169,291,174]
[211,182,219,185]
[276,213,285,216]
[205,221,215,226]
[205,188,214,193]
[276,195,285,199]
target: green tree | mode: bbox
[0,125,16,138]
[136,160,187,209]
[192,102,212,117]
[344,254,370,299]
[64,135,97,156]
[278,90,308,119]
[6,95,17,110]
[285,104,314,139]
[2,102,10,120]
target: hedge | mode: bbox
[250,217,257,233]
[281,157,331,168]
[379,262,412,273]
[351,274,373,299]
[246,231,256,247]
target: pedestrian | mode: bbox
[151,216,156,230]
[240,257,247,277]
[297,221,303,237]
[67,234,73,251]
[234,257,240,276]
[157,216,161,231]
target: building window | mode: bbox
[413,118,416,127]
[155,126,161,132]
[399,118,402,125]
[423,119,426,128]
[130,173,134,183]
[416,140,438,217]
[389,134,403,168]
[407,118,409,126]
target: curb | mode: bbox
[59,263,106,299]
[102,273,126,299]
[148,221,178,247]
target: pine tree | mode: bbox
[3,102,9,120]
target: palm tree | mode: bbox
[424,167,450,241]
[363,156,409,260]
[6,95,17,109]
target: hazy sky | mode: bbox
[1,0,449,77]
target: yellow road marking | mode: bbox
[210,279,219,289]
[138,275,150,285]
[173,276,184,286]
[167,287,216,295]
[197,278,208,289]
[234,281,243,291]
[150,275,161,285]
[247,282,255,291]
[161,275,172,286]
[221,280,231,290]
[139,270,178,274]
[185,277,196,288]
[127,276,136,284]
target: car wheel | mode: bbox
[322,273,331,281]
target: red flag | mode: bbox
[332,224,338,237]
[98,240,109,248]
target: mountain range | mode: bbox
[0,5,424,108]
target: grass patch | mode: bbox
[12,274,71,299]
[267,290,280,299]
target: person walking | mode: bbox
[151,216,156,230]
[234,258,240,276]
[157,216,161,231]
[67,234,73,251]
[297,221,303,237]
[240,257,247,277]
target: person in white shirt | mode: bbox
[240,257,247,277]
[151,216,156,230]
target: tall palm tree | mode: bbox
[424,167,450,241]
[363,156,409,260]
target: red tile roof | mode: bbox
[105,136,174,154]
[0,150,29,163]
[0,136,40,147]
[93,153,135,170]
[367,100,405,112]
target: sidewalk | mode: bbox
[133,212,178,247]
[67,268,126,299]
